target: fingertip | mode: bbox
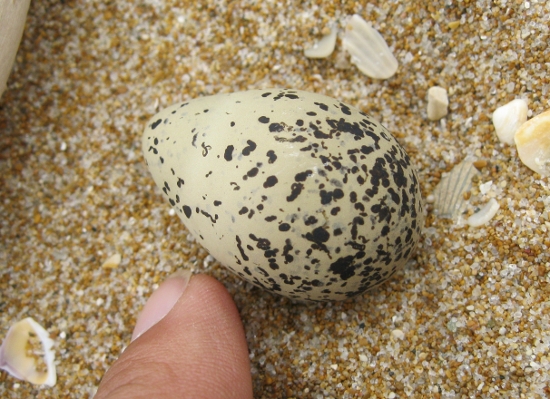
[95,273,253,399]
[174,274,243,324]
[131,269,192,341]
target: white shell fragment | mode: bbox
[391,329,405,340]
[0,0,31,96]
[342,14,398,80]
[0,317,56,387]
[427,87,449,121]
[143,89,424,301]
[514,108,550,177]
[467,198,500,227]
[492,99,528,145]
[432,159,479,219]
[101,253,122,269]
[304,24,338,59]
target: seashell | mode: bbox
[427,86,449,121]
[432,158,479,219]
[467,198,500,227]
[0,317,56,386]
[0,0,31,96]
[492,99,528,145]
[304,24,338,59]
[101,253,122,269]
[514,108,550,177]
[391,329,405,340]
[342,14,398,80]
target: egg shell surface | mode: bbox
[142,89,424,301]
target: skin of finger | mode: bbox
[94,274,253,399]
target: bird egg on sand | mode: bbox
[142,89,424,301]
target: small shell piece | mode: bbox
[432,159,479,219]
[492,99,528,145]
[0,317,56,387]
[427,86,449,121]
[101,253,122,269]
[391,329,405,340]
[342,14,398,79]
[304,24,338,59]
[0,0,31,97]
[467,198,500,227]
[514,108,550,177]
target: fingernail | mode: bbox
[131,269,192,342]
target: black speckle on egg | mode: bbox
[263,175,278,188]
[304,216,318,225]
[286,183,303,202]
[183,205,192,218]
[279,223,291,232]
[269,123,284,133]
[224,145,234,161]
[314,102,329,111]
[294,170,312,182]
[242,140,257,156]
[329,256,356,280]
[151,119,162,129]
[238,206,248,215]
[319,189,344,205]
[310,226,330,242]
[266,150,277,164]
[244,167,259,178]
[236,235,249,261]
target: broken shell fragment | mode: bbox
[432,158,479,219]
[427,86,449,121]
[0,317,56,386]
[101,253,122,269]
[342,14,398,79]
[391,329,405,340]
[467,198,500,227]
[514,108,550,177]
[492,98,528,145]
[304,24,338,59]
[0,0,31,97]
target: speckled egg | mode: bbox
[142,89,424,301]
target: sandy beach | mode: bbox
[1,1,549,397]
